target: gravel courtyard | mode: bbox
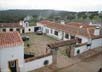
[23,33,57,57]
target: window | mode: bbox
[71,35,75,39]
[28,29,31,31]
[16,28,20,32]
[77,49,80,54]
[54,31,58,36]
[51,29,53,34]
[77,38,82,43]
[2,29,6,32]
[43,60,49,65]
[87,44,91,47]
[9,28,13,31]
[46,29,49,33]
[65,34,69,39]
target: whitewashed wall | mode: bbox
[0,28,23,33]
[24,26,34,33]
[58,30,63,40]
[24,55,52,72]
[74,45,88,56]
[2,28,10,32]
[76,35,88,43]
[91,38,102,49]
[0,44,24,72]
[63,32,71,40]
[49,29,63,40]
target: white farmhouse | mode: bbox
[0,21,34,33]
[0,31,53,72]
[37,20,102,56]
[0,32,24,72]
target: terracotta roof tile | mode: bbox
[0,23,23,28]
[0,31,23,48]
[39,20,96,38]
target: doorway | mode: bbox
[8,60,18,72]
[22,29,25,33]
[34,27,40,32]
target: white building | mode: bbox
[0,32,24,72]
[0,21,34,34]
[0,32,53,72]
[37,20,102,56]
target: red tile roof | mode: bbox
[39,20,97,38]
[0,31,23,48]
[66,22,96,28]
[0,23,23,28]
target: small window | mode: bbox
[16,28,20,32]
[77,49,80,54]
[2,29,6,32]
[87,44,91,47]
[10,28,13,31]
[77,38,82,43]
[71,35,75,39]
[54,31,58,36]
[51,29,53,34]
[28,29,31,31]
[46,29,49,33]
[65,34,69,39]
[44,60,49,65]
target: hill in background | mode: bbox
[0,9,102,24]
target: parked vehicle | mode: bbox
[36,30,43,35]
[22,35,30,41]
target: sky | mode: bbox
[0,0,102,12]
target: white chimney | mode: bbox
[89,22,93,25]
[19,21,23,26]
[94,26,100,35]
[60,20,65,25]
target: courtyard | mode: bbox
[23,33,57,57]
[22,33,102,72]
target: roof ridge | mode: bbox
[0,31,23,48]
[87,28,91,38]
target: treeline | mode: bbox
[0,9,102,23]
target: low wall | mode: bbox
[74,44,88,56]
[24,55,52,72]
[24,26,34,33]
[91,38,102,49]
[74,38,102,56]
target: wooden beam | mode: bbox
[47,39,77,49]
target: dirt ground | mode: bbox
[58,53,102,72]
[23,33,57,57]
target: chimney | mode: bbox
[89,22,93,25]
[94,26,100,35]
[19,20,23,26]
[60,20,65,25]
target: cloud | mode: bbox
[0,0,102,11]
